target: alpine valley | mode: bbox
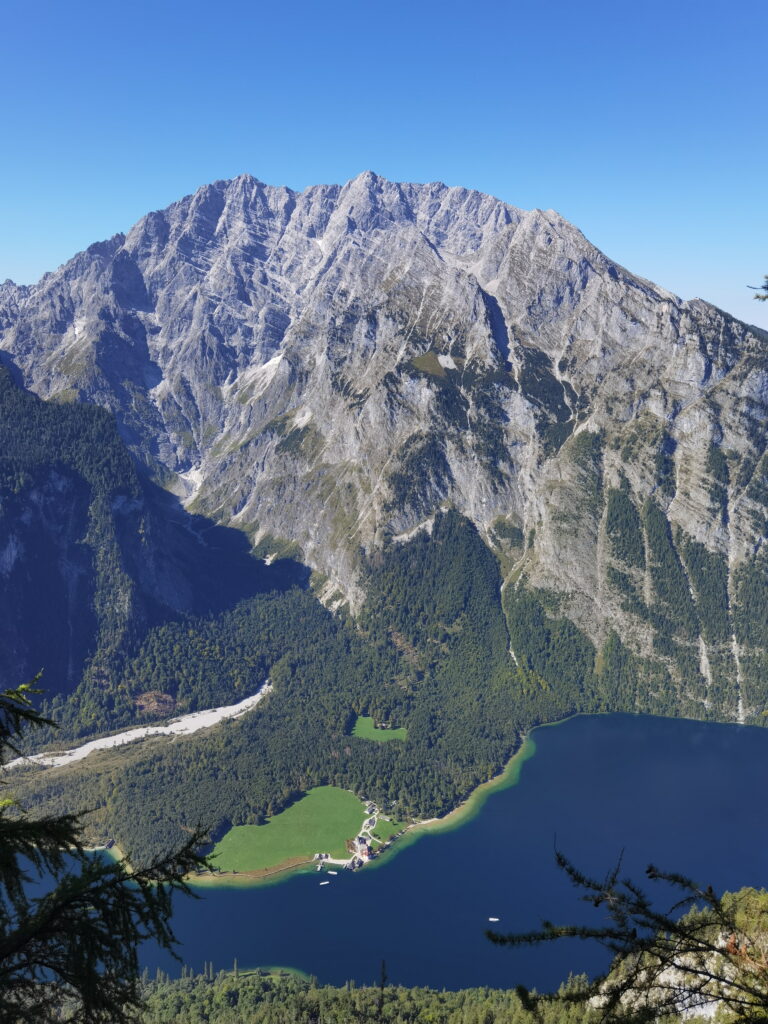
[2,171,768,863]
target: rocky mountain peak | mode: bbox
[0,175,764,684]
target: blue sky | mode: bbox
[1,0,765,326]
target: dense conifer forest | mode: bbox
[136,972,594,1024]
[12,510,601,861]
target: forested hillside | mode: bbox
[132,885,768,1023]
[136,972,593,1024]
[11,503,721,865]
[3,172,767,735]
[2,175,768,857]
[0,367,304,734]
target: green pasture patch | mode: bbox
[371,817,407,842]
[352,716,408,743]
[212,786,366,871]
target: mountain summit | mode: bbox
[2,173,767,725]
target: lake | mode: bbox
[145,712,768,991]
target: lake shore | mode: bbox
[138,712,768,989]
[191,731,539,889]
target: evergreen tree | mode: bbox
[489,853,768,1022]
[0,681,209,1023]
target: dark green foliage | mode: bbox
[733,555,768,717]
[19,511,691,865]
[0,367,140,695]
[739,651,768,716]
[15,587,396,860]
[0,683,208,1024]
[745,460,768,536]
[275,425,312,456]
[632,658,677,717]
[653,430,676,500]
[706,443,730,524]
[386,434,452,514]
[606,566,646,619]
[642,501,699,641]
[431,374,471,430]
[672,643,707,707]
[539,419,574,454]
[364,511,507,657]
[733,556,768,648]
[605,485,645,569]
[17,514,549,861]
[701,649,737,713]
[0,368,305,731]
[462,371,516,486]
[360,511,547,811]
[138,971,596,1024]
[518,347,570,423]
[490,854,768,1024]
[676,533,731,643]
[516,346,575,454]
[470,416,513,487]
[492,520,524,547]
[743,453,768,516]
[568,431,603,516]
[594,633,639,709]
[504,588,595,702]
[7,352,764,879]
[104,591,324,726]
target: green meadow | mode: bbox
[352,716,408,742]
[212,786,366,872]
[371,817,407,843]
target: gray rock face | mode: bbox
[2,172,768,720]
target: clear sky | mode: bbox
[1,0,765,326]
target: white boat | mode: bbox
[319,880,330,886]
[328,870,338,875]
[488,917,500,922]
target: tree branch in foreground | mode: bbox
[1,681,212,1023]
[488,851,768,1023]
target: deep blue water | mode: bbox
[145,713,768,991]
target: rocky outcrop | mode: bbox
[2,172,767,721]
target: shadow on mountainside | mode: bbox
[0,360,309,701]
[135,477,310,619]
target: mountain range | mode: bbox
[2,172,768,855]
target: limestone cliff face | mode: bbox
[2,172,767,721]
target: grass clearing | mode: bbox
[212,786,366,872]
[352,716,408,742]
[371,817,407,843]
